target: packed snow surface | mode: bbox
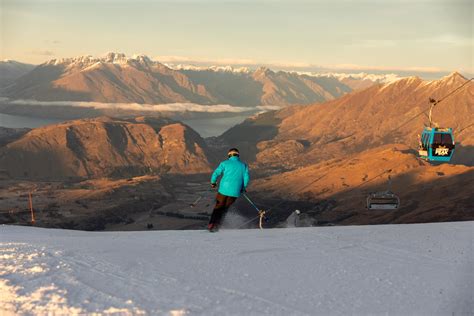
[1,222,473,315]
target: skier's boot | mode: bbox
[207,223,219,233]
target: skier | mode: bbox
[208,148,250,232]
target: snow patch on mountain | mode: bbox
[45,52,157,67]
[300,71,402,83]
[159,63,402,83]
[373,76,423,92]
[166,63,252,74]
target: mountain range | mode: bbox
[219,72,474,167]
[1,72,472,181]
[0,70,472,226]
[1,53,381,107]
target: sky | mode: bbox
[1,0,472,76]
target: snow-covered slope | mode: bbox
[1,222,473,315]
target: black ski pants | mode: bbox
[209,192,237,225]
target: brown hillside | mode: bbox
[220,72,474,166]
[252,144,474,225]
[0,116,211,180]
[251,67,351,105]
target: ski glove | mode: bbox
[211,183,217,189]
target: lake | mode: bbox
[181,114,249,138]
[0,113,64,129]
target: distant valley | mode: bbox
[0,59,472,231]
[0,53,401,136]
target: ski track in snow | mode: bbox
[1,222,473,315]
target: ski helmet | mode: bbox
[228,148,240,157]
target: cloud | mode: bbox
[154,54,451,74]
[267,61,313,69]
[30,50,55,56]
[156,55,313,69]
[425,34,472,47]
[155,55,259,66]
[327,63,445,73]
[256,105,283,111]
[3,99,282,114]
[348,34,472,50]
[43,40,61,45]
[350,39,398,48]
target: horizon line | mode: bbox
[2,52,473,78]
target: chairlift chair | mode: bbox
[367,191,400,210]
[366,176,400,210]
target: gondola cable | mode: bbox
[382,77,473,141]
[456,123,474,135]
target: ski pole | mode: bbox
[189,196,202,207]
[242,193,260,212]
[242,193,267,229]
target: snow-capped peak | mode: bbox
[44,53,156,67]
[421,71,469,88]
[45,55,97,66]
[209,65,251,73]
[166,63,251,74]
[377,75,423,91]
[252,66,273,77]
[301,72,402,84]
[103,52,128,64]
[439,71,467,82]
[132,54,152,64]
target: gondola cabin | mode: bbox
[418,127,455,162]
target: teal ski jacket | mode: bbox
[211,156,250,197]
